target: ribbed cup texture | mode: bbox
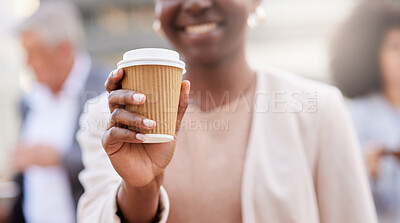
[121,65,183,136]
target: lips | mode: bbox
[175,19,225,44]
[177,20,224,34]
[184,22,219,35]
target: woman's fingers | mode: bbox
[106,77,190,135]
[176,80,191,133]
[108,108,156,131]
[105,68,124,93]
[108,89,146,113]
[102,127,147,155]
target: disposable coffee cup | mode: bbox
[117,48,186,143]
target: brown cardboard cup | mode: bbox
[117,48,186,143]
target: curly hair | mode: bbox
[331,0,400,98]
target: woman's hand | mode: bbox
[102,68,190,189]
[102,68,190,223]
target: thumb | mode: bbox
[175,80,191,133]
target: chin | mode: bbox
[182,46,226,67]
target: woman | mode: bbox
[331,1,400,222]
[78,0,377,222]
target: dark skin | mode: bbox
[102,0,259,222]
[159,0,257,110]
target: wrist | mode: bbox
[121,173,164,193]
[117,173,164,223]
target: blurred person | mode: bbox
[78,0,377,222]
[9,1,107,223]
[331,1,400,222]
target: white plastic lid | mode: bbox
[143,134,174,143]
[117,48,186,73]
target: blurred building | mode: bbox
[71,0,166,65]
[0,0,24,180]
[248,0,359,81]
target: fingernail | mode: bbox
[136,133,146,141]
[133,94,145,103]
[112,69,118,76]
[143,119,156,128]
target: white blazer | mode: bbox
[76,68,377,223]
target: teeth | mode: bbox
[185,23,218,35]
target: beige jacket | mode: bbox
[77,68,377,223]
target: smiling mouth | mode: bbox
[183,22,221,35]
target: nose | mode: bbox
[182,0,213,16]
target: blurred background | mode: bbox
[2,0,396,222]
